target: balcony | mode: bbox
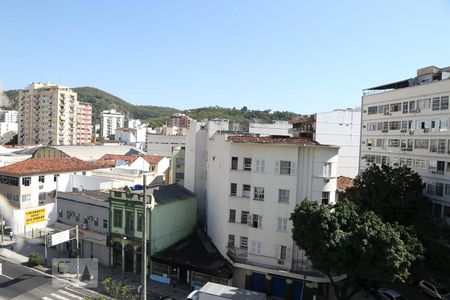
[227,246,248,263]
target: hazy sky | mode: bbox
[1,0,450,114]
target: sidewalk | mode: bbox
[1,235,193,299]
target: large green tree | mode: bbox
[290,199,423,300]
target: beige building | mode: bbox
[361,65,450,221]
[18,83,80,145]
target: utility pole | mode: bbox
[75,225,80,280]
[141,174,147,300]
[1,214,4,243]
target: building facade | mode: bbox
[0,110,18,123]
[205,133,339,297]
[100,109,125,139]
[360,65,450,221]
[76,102,93,145]
[249,121,292,137]
[145,134,186,157]
[165,113,192,128]
[291,108,361,178]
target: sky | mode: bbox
[1,0,450,114]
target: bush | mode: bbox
[28,252,41,266]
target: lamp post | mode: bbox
[122,236,127,281]
[141,174,148,300]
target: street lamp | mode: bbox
[121,236,127,281]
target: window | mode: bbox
[38,175,45,183]
[389,121,400,130]
[432,97,441,111]
[240,237,248,249]
[230,183,237,196]
[426,183,435,195]
[402,102,408,114]
[388,139,400,148]
[437,139,446,153]
[441,96,449,110]
[367,123,378,131]
[444,206,450,218]
[175,158,185,166]
[409,100,416,111]
[254,159,265,173]
[277,245,291,260]
[228,234,235,247]
[414,159,426,169]
[417,98,430,109]
[0,175,19,186]
[280,160,291,175]
[125,211,134,231]
[253,187,264,201]
[229,209,236,222]
[322,192,330,205]
[231,157,238,170]
[175,173,184,180]
[430,140,437,152]
[243,158,252,171]
[58,209,63,219]
[323,163,332,177]
[414,139,429,149]
[38,192,46,201]
[445,184,450,195]
[277,218,288,232]
[241,211,249,224]
[366,138,374,147]
[437,161,445,173]
[94,218,99,227]
[75,213,80,222]
[433,203,442,218]
[103,219,108,229]
[22,177,31,186]
[242,184,251,197]
[137,212,143,232]
[252,214,263,228]
[436,183,444,197]
[21,194,31,203]
[113,209,123,228]
[368,106,377,115]
[401,121,408,131]
[278,189,290,203]
[113,191,122,198]
[54,174,59,182]
[250,240,262,255]
[66,211,71,219]
[390,103,401,112]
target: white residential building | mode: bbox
[126,118,141,129]
[205,133,339,296]
[0,110,18,123]
[145,134,186,157]
[360,65,450,221]
[0,122,18,144]
[116,127,147,150]
[291,108,361,178]
[100,109,125,139]
[249,121,292,137]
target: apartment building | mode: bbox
[165,113,192,128]
[360,65,450,221]
[100,109,125,139]
[249,120,292,137]
[170,146,185,186]
[145,133,186,157]
[116,127,146,150]
[76,102,92,145]
[205,133,339,297]
[0,110,18,123]
[291,108,361,178]
[18,83,80,146]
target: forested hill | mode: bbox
[4,87,298,127]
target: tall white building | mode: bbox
[361,65,450,221]
[185,122,340,296]
[291,108,361,178]
[100,109,125,139]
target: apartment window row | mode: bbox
[364,155,450,174]
[426,182,450,198]
[367,96,449,115]
[366,138,450,154]
[60,209,108,229]
[230,184,291,204]
[228,209,250,225]
[433,203,450,219]
[247,240,292,261]
[112,208,144,232]
[0,175,19,186]
[231,157,297,175]
[366,118,449,133]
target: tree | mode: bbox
[28,252,42,266]
[100,277,136,300]
[345,164,433,234]
[290,199,423,300]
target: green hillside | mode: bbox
[3,87,297,127]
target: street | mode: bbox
[0,260,101,300]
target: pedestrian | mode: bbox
[9,231,13,241]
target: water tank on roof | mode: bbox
[134,184,144,190]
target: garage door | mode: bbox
[292,280,304,300]
[271,276,286,299]
[251,272,266,293]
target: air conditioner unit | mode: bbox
[409,130,414,135]
[81,224,87,229]
[278,259,285,265]
[88,216,93,221]
[324,178,330,183]
[400,129,407,133]
[382,129,388,133]
[424,128,429,133]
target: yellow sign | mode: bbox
[25,208,46,225]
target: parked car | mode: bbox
[377,288,406,300]
[418,280,450,299]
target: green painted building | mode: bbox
[109,183,197,274]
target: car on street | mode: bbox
[377,288,406,300]
[418,280,450,299]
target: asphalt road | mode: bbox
[0,260,101,300]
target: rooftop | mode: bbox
[112,183,195,205]
[0,157,99,176]
[228,135,319,146]
[58,190,110,204]
[94,154,164,167]
[337,176,354,191]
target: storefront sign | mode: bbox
[24,208,46,225]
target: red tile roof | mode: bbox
[227,135,319,145]
[337,176,354,191]
[0,157,100,176]
[95,154,164,167]
[142,155,164,164]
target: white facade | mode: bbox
[126,119,141,129]
[145,134,186,157]
[315,109,361,178]
[100,109,125,138]
[205,133,339,287]
[185,119,231,222]
[116,127,147,150]
[0,122,18,144]
[361,66,450,221]
[0,110,18,123]
[249,121,292,137]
